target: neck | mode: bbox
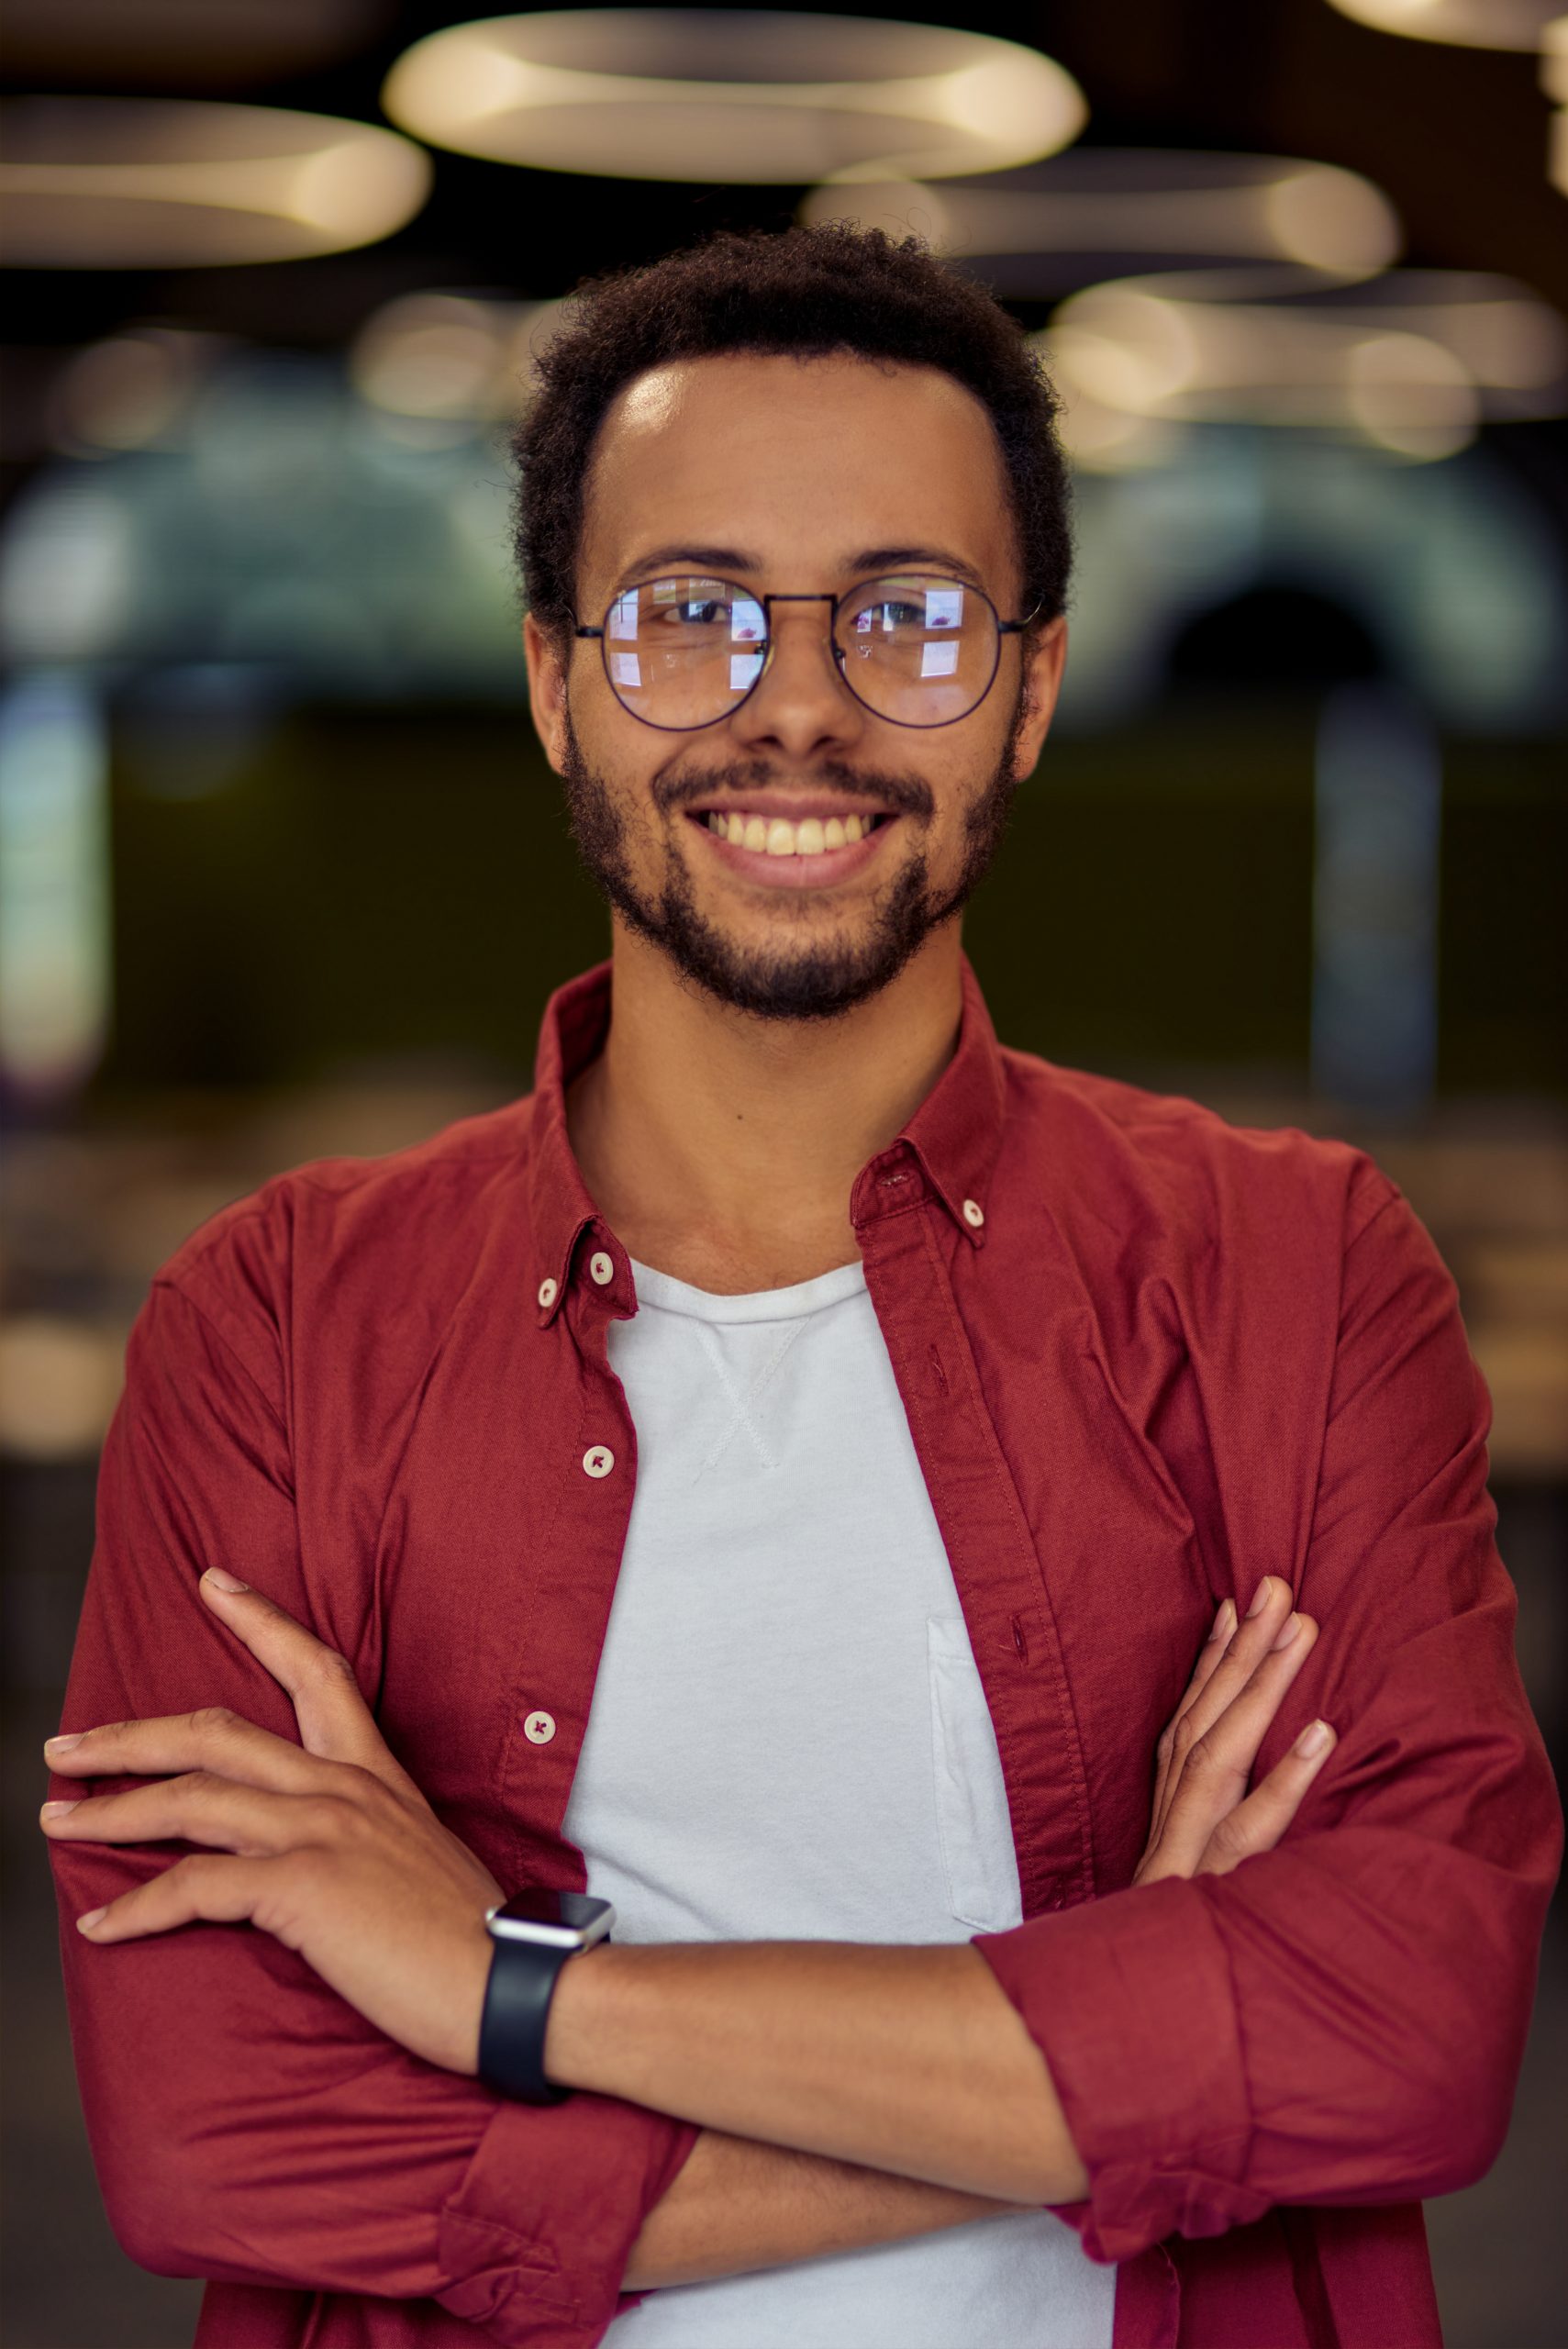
[565,919,966,1293]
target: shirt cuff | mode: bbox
[436,2092,700,2346]
[973,1877,1268,2263]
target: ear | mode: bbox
[524,610,572,775]
[1010,615,1068,782]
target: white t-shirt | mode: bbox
[562,1254,1115,2349]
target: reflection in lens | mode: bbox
[834,577,997,728]
[597,572,1005,730]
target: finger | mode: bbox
[73,1851,269,1943]
[1163,1576,1299,1770]
[1148,1582,1293,1845]
[1146,1598,1235,1847]
[1176,1598,1238,1719]
[1142,1616,1321,1879]
[41,1772,342,1859]
[45,1705,334,1791]
[1196,1718,1338,1877]
[197,1572,418,1796]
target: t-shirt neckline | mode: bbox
[627,1253,867,1325]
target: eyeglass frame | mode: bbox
[572,572,1040,733]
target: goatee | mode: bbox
[559,701,1025,1022]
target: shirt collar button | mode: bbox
[962,1197,985,1230]
[537,1277,559,1309]
[588,1250,615,1286]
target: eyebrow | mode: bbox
[615,543,992,593]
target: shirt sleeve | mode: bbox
[972,1181,1563,2264]
[49,1274,697,2348]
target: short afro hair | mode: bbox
[513,222,1072,640]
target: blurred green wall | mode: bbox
[99,698,1566,1099]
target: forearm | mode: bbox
[547,1940,1088,2205]
[622,2127,1023,2289]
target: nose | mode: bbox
[728,597,867,763]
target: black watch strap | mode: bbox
[478,1936,590,2104]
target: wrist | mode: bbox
[541,1938,622,2094]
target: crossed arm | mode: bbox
[42,1568,1330,2290]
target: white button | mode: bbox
[962,1197,985,1229]
[523,1709,556,1744]
[583,1444,616,1479]
[588,1251,614,1286]
[537,1277,558,1309]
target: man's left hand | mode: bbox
[40,1569,501,2077]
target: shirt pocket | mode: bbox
[926,1616,1024,1934]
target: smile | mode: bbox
[684,806,898,888]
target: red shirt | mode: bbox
[52,957,1561,2349]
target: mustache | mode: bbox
[653,758,935,824]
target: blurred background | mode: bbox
[2,3,1564,2342]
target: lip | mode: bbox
[686,808,899,890]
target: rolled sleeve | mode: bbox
[438,2097,697,2344]
[975,1876,1264,2260]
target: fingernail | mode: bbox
[41,1800,79,1819]
[1296,1719,1333,1759]
[1272,1611,1303,1650]
[203,1567,249,1593]
[1206,1599,1232,1642]
[76,1908,106,1933]
[1246,1579,1273,1618]
[45,1733,83,1754]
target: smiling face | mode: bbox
[526,350,1067,1021]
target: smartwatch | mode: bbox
[478,1890,615,2104]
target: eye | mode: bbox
[659,597,728,629]
[854,598,926,634]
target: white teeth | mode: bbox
[715,810,881,855]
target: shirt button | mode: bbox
[536,1277,559,1309]
[588,1250,614,1286]
[523,1709,556,1744]
[583,1444,616,1478]
[962,1197,985,1229]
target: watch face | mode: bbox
[486,1890,615,1949]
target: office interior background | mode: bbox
[2,3,1564,2342]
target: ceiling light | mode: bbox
[1326,1,1561,48]
[1040,269,1567,462]
[350,293,566,421]
[803,150,1399,294]
[382,10,1085,184]
[0,98,431,268]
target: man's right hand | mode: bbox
[1134,1576,1335,1887]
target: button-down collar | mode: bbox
[528,954,1007,1320]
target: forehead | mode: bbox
[579,351,1018,596]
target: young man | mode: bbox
[45,228,1559,2349]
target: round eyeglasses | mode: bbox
[574,573,1034,732]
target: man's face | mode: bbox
[526,351,1067,1020]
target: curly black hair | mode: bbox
[513,222,1072,642]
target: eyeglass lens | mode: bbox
[600,575,1000,729]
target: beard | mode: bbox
[559,696,1026,1022]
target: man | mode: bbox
[45,228,1559,2349]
